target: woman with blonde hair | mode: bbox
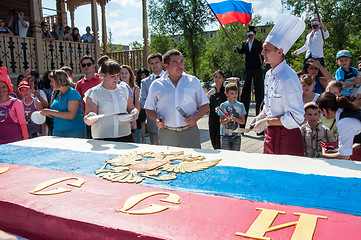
[40,70,86,138]
[300,74,320,104]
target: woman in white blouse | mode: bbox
[317,92,361,160]
[84,60,138,142]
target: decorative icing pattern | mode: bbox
[96,151,221,184]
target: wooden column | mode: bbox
[38,0,43,19]
[56,0,68,26]
[100,1,107,55]
[91,0,100,61]
[142,0,149,68]
[70,9,75,28]
[30,0,45,74]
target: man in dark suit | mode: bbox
[233,26,264,128]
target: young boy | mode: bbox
[301,102,335,157]
[334,50,360,98]
[18,81,45,138]
[218,83,246,151]
[325,80,342,96]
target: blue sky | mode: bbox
[42,0,289,47]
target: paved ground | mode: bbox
[198,104,264,153]
[144,104,265,153]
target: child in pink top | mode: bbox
[18,81,45,138]
[0,67,28,144]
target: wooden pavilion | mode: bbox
[0,0,148,79]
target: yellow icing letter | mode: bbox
[119,191,181,215]
[235,208,327,240]
[29,177,85,195]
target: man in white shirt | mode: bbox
[145,49,209,148]
[139,53,164,145]
[251,14,305,156]
[8,11,29,37]
[292,15,329,66]
[233,26,264,128]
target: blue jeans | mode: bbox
[53,127,86,138]
[222,135,241,151]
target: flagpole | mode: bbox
[313,0,325,42]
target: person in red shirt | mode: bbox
[75,55,101,110]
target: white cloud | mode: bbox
[252,0,286,24]
[110,0,141,8]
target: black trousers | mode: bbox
[240,68,264,128]
[209,116,221,149]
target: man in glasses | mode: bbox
[75,55,101,110]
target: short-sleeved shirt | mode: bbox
[335,67,358,97]
[18,21,29,37]
[144,72,209,128]
[75,73,101,108]
[84,83,131,139]
[81,33,93,43]
[51,87,85,132]
[336,109,361,156]
[218,101,246,136]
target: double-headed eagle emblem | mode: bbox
[95,151,221,184]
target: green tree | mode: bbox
[282,0,361,73]
[148,0,214,76]
[149,31,176,55]
[130,41,143,50]
[198,15,264,82]
[105,28,124,52]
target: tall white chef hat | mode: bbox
[265,14,305,54]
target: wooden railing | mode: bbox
[107,50,143,70]
[0,36,37,74]
[41,40,96,73]
[0,35,95,76]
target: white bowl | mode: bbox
[31,111,46,125]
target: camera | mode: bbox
[8,8,20,16]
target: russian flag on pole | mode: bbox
[208,0,252,26]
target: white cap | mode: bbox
[265,14,305,54]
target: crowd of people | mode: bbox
[0,8,93,43]
[1,13,361,161]
[208,14,361,161]
[41,22,93,43]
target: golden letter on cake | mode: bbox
[235,208,328,240]
[0,167,10,174]
[29,177,85,195]
[119,191,181,215]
